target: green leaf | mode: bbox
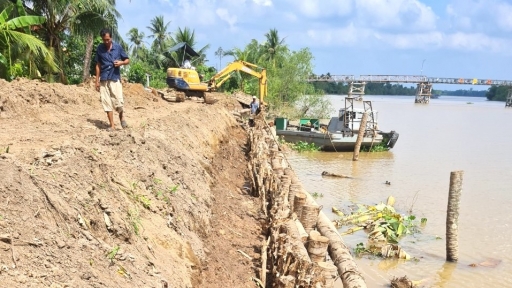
[0,53,6,66]
[7,16,46,30]
[421,218,427,224]
[397,223,405,236]
[14,0,29,34]
[389,221,399,232]
[0,5,14,25]
[15,0,26,17]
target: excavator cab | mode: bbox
[165,42,208,98]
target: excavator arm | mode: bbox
[208,60,268,105]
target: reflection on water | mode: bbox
[288,95,512,287]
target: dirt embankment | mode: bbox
[0,78,263,287]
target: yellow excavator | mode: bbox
[165,44,267,105]
[206,60,267,106]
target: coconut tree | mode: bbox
[73,0,122,82]
[22,0,121,83]
[126,27,145,60]
[263,28,286,67]
[166,26,210,68]
[214,47,224,71]
[147,15,171,54]
[0,0,57,80]
[223,40,263,92]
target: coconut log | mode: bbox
[295,219,308,243]
[284,220,311,262]
[301,193,367,287]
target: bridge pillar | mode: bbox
[348,82,366,101]
[506,88,512,107]
[415,82,433,104]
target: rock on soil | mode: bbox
[0,78,263,287]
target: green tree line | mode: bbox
[311,81,417,95]
[312,75,504,100]
[485,85,509,101]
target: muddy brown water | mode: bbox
[287,95,512,287]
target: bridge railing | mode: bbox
[359,75,428,83]
[306,74,512,86]
[307,75,355,82]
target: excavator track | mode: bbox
[158,88,185,102]
[203,93,217,105]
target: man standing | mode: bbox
[249,96,259,127]
[95,28,130,131]
[250,96,259,114]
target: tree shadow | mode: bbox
[87,118,109,130]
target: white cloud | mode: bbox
[376,31,511,53]
[445,0,512,33]
[356,0,436,31]
[289,0,353,18]
[284,12,298,22]
[494,2,512,31]
[305,23,374,47]
[216,8,238,30]
[252,0,272,6]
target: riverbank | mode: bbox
[0,79,263,287]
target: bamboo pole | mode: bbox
[446,170,463,262]
[353,112,368,161]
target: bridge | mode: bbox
[307,74,512,107]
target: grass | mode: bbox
[128,208,142,236]
[290,141,320,152]
[136,194,151,209]
[311,192,324,199]
[151,177,179,204]
[361,143,389,152]
[107,245,120,262]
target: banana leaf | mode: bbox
[7,16,46,30]
[0,5,13,25]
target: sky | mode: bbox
[115,0,512,91]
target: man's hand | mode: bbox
[95,81,100,92]
[114,60,124,67]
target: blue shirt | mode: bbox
[94,42,129,81]
[250,101,259,114]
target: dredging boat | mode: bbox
[275,98,399,151]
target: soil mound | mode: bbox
[0,79,262,287]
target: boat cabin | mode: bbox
[327,108,378,135]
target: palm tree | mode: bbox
[263,28,286,67]
[214,47,224,71]
[147,15,171,54]
[0,0,57,80]
[169,27,209,67]
[223,41,263,92]
[73,0,121,82]
[126,27,145,60]
[24,0,121,83]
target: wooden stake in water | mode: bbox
[446,170,463,262]
[352,112,368,161]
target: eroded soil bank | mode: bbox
[0,79,263,287]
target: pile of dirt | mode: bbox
[0,79,263,287]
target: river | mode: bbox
[286,95,512,287]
